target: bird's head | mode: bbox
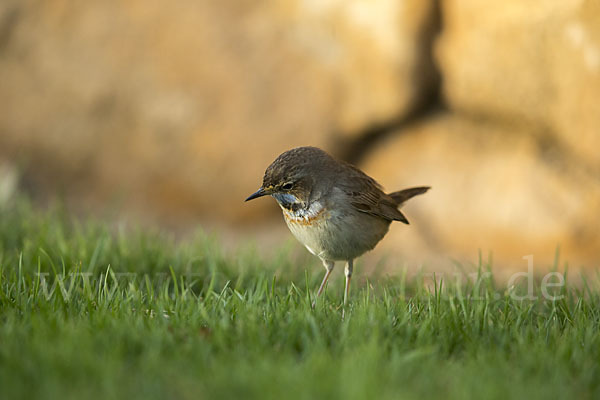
[245,147,333,208]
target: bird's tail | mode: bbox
[388,186,430,207]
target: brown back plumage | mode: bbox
[336,162,430,225]
[261,146,429,225]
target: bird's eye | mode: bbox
[281,182,294,190]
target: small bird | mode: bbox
[245,146,429,308]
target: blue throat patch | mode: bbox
[272,193,301,212]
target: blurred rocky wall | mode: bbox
[0,0,598,269]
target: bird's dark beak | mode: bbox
[245,187,268,202]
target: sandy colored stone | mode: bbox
[0,0,438,224]
[436,0,600,169]
[360,114,600,270]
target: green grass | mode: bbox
[1,199,599,400]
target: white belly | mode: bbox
[281,202,390,261]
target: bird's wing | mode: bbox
[338,164,409,224]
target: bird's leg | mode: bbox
[313,259,335,308]
[343,259,353,307]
